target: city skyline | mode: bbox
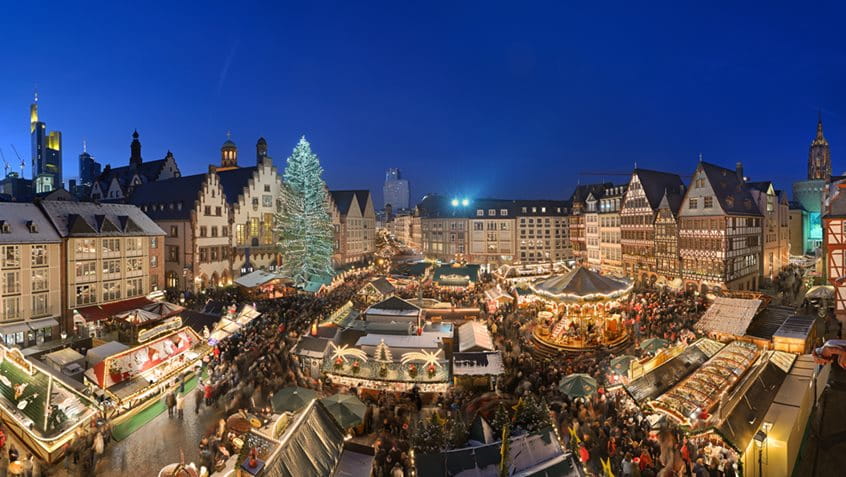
[2,2,845,206]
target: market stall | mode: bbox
[84,327,209,409]
[452,351,504,390]
[0,346,98,463]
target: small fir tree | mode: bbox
[275,136,335,285]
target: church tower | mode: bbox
[219,132,238,170]
[256,137,268,165]
[809,114,831,180]
[129,130,142,169]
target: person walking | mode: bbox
[165,391,176,418]
[176,392,185,420]
[195,385,203,414]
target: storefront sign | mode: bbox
[138,317,183,343]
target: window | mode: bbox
[252,198,259,210]
[200,226,207,238]
[31,294,48,317]
[689,198,698,209]
[151,274,159,291]
[170,226,178,237]
[31,270,48,291]
[102,281,121,301]
[703,196,714,209]
[215,206,222,216]
[76,285,95,306]
[2,272,19,295]
[262,214,273,245]
[263,195,273,207]
[126,237,142,253]
[2,246,20,268]
[3,297,19,321]
[199,248,208,262]
[211,226,218,238]
[249,217,259,237]
[210,247,219,261]
[126,278,143,297]
[236,225,246,245]
[75,239,96,259]
[102,260,121,277]
[150,237,158,249]
[264,185,271,192]
[500,209,508,216]
[150,255,158,268]
[204,206,212,216]
[75,261,96,281]
[488,209,496,216]
[126,257,143,274]
[31,245,48,267]
[102,238,121,255]
[221,226,228,237]
[167,246,179,262]
[476,210,484,217]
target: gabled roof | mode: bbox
[0,203,61,243]
[633,168,685,210]
[128,173,208,220]
[657,187,684,216]
[367,277,395,295]
[96,157,170,190]
[367,296,421,313]
[39,201,165,237]
[698,161,762,216]
[569,182,613,204]
[263,399,345,477]
[330,190,358,215]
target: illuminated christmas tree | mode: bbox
[275,136,335,285]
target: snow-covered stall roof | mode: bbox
[694,297,762,337]
[458,321,495,352]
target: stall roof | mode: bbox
[366,277,395,296]
[292,336,332,359]
[263,399,345,477]
[453,351,505,376]
[75,296,154,323]
[458,321,495,352]
[43,347,84,367]
[235,269,290,288]
[433,264,480,287]
[365,296,421,317]
[85,341,130,365]
[695,297,762,337]
[744,305,795,340]
[624,342,719,404]
[333,449,375,477]
[356,333,442,350]
[716,358,790,452]
[773,314,816,340]
[415,429,569,477]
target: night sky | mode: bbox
[2,1,845,206]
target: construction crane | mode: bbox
[0,148,8,177]
[10,145,24,176]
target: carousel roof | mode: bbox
[530,267,630,300]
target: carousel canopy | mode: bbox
[115,308,161,325]
[530,267,631,301]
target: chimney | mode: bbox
[735,162,744,183]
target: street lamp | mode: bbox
[451,198,459,207]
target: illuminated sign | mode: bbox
[0,347,34,376]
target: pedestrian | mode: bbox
[21,454,31,477]
[165,391,176,418]
[176,392,185,420]
[195,385,203,414]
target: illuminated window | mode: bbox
[31,245,48,267]
[2,246,19,268]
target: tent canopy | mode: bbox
[85,341,130,366]
[530,267,631,301]
[234,269,291,289]
[263,399,345,477]
[115,308,162,325]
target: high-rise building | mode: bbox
[30,93,63,193]
[383,168,410,210]
[78,142,101,186]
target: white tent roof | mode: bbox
[453,351,504,376]
[458,321,495,352]
[695,297,762,337]
[234,269,288,288]
[86,341,130,366]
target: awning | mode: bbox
[0,322,30,334]
[27,317,59,330]
[75,296,154,323]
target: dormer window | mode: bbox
[26,221,37,233]
[0,221,9,234]
[726,195,735,208]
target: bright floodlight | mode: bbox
[451,198,459,207]
[461,198,469,206]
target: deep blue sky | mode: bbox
[2,1,845,206]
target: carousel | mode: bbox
[528,267,632,352]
